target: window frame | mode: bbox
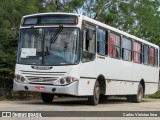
[132,40,142,64]
[149,47,155,66]
[97,27,108,56]
[81,21,96,63]
[121,36,132,61]
[109,31,121,59]
[155,49,158,67]
[143,44,149,65]
[22,14,78,26]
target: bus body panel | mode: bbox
[13,64,81,96]
[78,78,96,95]
[13,12,159,99]
[13,80,79,96]
[79,54,158,95]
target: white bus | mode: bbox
[13,12,159,105]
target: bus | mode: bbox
[13,12,159,105]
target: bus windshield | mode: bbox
[17,28,79,65]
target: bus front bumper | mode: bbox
[13,80,79,96]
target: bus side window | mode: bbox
[149,47,155,66]
[97,28,107,56]
[143,45,149,65]
[155,49,158,67]
[133,42,142,63]
[122,37,132,61]
[109,33,120,59]
[82,27,96,62]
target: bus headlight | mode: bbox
[54,77,77,85]
[66,77,72,84]
[14,74,28,83]
[17,75,21,81]
[60,78,65,84]
[20,76,26,83]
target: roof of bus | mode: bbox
[22,12,81,18]
[23,12,159,48]
[83,16,159,48]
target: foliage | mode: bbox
[0,0,42,98]
[127,0,160,45]
[146,91,160,99]
[0,0,160,99]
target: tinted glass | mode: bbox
[143,45,149,65]
[122,37,132,61]
[23,15,77,25]
[18,28,80,65]
[97,29,106,55]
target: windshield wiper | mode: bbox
[31,26,44,40]
[45,46,50,55]
[50,25,63,43]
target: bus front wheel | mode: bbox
[100,94,108,102]
[88,80,100,105]
[41,93,54,103]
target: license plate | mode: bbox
[35,86,45,91]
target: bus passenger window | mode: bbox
[109,33,120,59]
[133,42,142,63]
[82,26,96,62]
[155,49,158,67]
[143,45,149,65]
[122,37,132,61]
[97,28,107,56]
[149,47,155,66]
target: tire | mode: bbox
[41,93,54,103]
[99,94,108,102]
[127,84,143,103]
[88,80,100,105]
[133,84,143,103]
[126,95,132,102]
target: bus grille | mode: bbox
[20,70,66,85]
[26,76,58,85]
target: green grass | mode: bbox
[146,91,160,99]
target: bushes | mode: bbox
[0,68,14,98]
[0,65,40,100]
[0,67,40,100]
[147,91,160,99]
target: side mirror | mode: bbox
[11,27,17,40]
[86,28,93,40]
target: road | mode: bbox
[0,97,160,120]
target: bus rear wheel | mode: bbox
[41,93,54,103]
[134,84,143,103]
[127,84,143,103]
[88,80,100,105]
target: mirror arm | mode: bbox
[83,30,86,51]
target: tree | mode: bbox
[128,0,160,45]
[43,0,85,13]
[0,0,160,99]
[82,0,160,45]
[0,0,42,97]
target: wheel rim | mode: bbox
[138,87,143,101]
[95,85,100,101]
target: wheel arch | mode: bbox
[140,79,145,95]
[96,74,106,95]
